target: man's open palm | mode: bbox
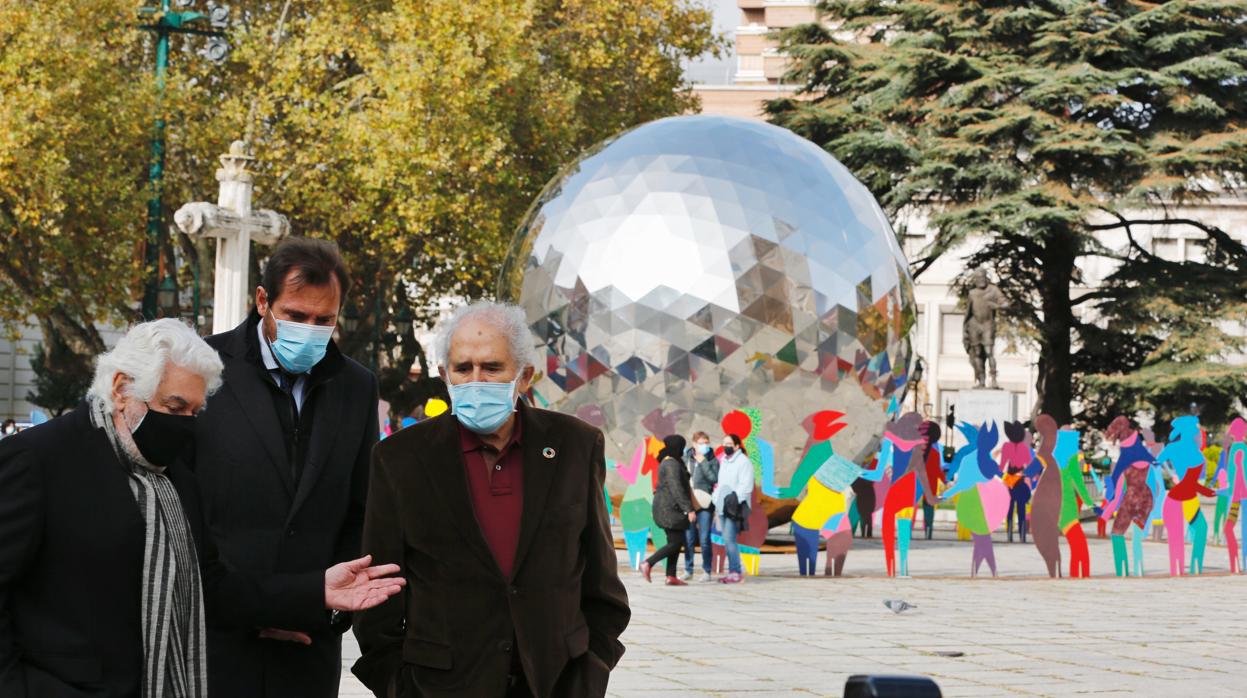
[325,554,405,611]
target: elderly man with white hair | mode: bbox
[352,300,630,698]
[0,319,404,698]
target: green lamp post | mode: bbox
[136,1,227,319]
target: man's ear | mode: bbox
[111,372,132,409]
[517,364,535,393]
[255,286,268,316]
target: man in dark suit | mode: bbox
[194,237,380,697]
[352,300,630,698]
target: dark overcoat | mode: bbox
[0,405,324,697]
[351,403,631,698]
[651,457,693,530]
[194,313,378,698]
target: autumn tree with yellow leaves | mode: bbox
[1,0,721,385]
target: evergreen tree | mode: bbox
[26,339,93,417]
[767,0,1247,423]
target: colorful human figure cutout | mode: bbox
[618,436,665,566]
[1101,416,1155,576]
[1028,414,1063,578]
[781,410,848,499]
[1156,415,1216,576]
[791,444,884,574]
[1053,428,1093,578]
[850,459,882,538]
[788,411,863,575]
[880,414,940,577]
[1000,420,1033,543]
[1099,416,1155,576]
[921,444,946,540]
[880,413,921,576]
[942,422,1009,577]
[1141,427,1168,543]
[1218,417,1246,573]
[1209,444,1228,546]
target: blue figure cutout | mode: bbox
[1156,416,1214,576]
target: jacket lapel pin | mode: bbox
[542,447,556,459]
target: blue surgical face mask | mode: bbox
[449,378,518,435]
[268,311,334,374]
[699,443,712,456]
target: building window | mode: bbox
[941,312,964,356]
[913,310,927,354]
[1151,236,1180,260]
[1186,239,1207,263]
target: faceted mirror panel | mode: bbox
[500,115,916,498]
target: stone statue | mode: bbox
[963,268,1008,389]
[174,140,288,333]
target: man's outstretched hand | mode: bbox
[325,554,405,611]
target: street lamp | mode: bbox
[909,356,925,412]
[394,306,413,336]
[136,1,228,320]
[340,302,360,333]
[157,275,178,316]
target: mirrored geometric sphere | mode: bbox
[500,115,915,497]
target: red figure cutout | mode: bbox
[721,410,752,440]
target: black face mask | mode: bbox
[722,446,736,457]
[131,404,197,467]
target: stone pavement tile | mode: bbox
[609,689,719,698]
[942,683,1049,697]
[604,673,689,691]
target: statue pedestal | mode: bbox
[953,389,1014,446]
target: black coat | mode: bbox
[651,457,694,530]
[0,405,324,698]
[193,313,378,698]
[351,403,631,698]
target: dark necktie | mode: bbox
[273,369,301,482]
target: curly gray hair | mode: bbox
[433,300,538,373]
[87,319,224,413]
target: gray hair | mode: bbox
[88,319,225,414]
[434,300,538,373]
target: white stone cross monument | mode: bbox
[174,140,289,334]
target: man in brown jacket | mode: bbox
[352,301,630,698]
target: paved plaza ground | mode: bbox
[339,520,1247,697]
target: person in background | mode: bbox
[640,435,697,586]
[688,431,718,583]
[681,431,714,580]
[0,419,16,437]
[713,433,754,585]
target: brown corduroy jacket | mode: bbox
[351,403,630,698]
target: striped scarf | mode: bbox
[91,399,208,698]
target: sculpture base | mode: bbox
[953,389,1014,446]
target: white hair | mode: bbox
[434,300,538,373]
[88,318,224,414]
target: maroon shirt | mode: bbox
[459,419,524,578]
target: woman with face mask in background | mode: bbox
[639,435,697,586]
[713,433,753,584]
[683,431,718,582]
